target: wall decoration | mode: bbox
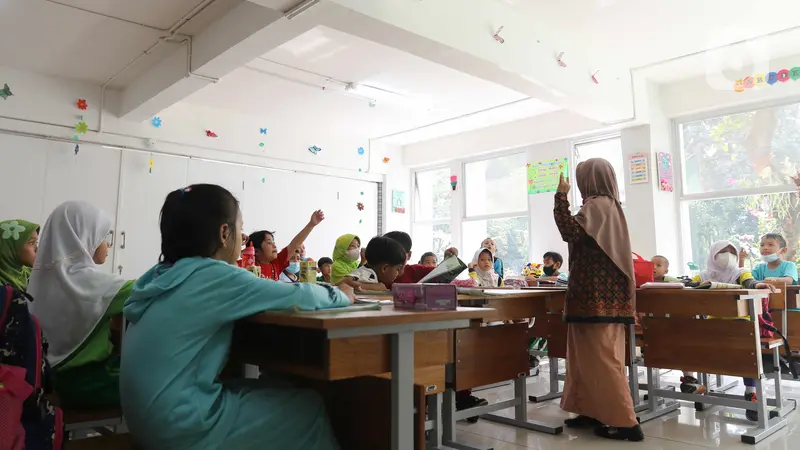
[75,121,88,134]
[450,175,458,191]
[557,52,567,68]
[356,202,365,211]
[735,66,800,91]
[383,157,390,164]
[493,26,505,43]
[358,168,362,172]
[357,147,365,155]
[262,177,265,183]
[149,155,154,174]
[0,83,13,100]
[369,100,376,108]
[591,70,600,84]
[656,152,674,192]
[527,157,569,194]
[74,144,79,155]
[392,190,406,214]
[205,130,218,138]
[259,142,265,148]
[76,99,88,110]
[628,153,649,184]
[151,116,162,128]
[260,128,267,134]
[308,145,322,155]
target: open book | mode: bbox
[418,256,468,284]
[693,282,742,290]
[640,282,685,289]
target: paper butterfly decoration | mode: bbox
[151,116,162,128]
[205,130,218,138]
[356,202,365,211]
[0,221,25,240]
[591,71,600,84]
[556,52,567,68]
[357,147,365,155]
[383,157,390,164]
[308,146,322,155]
[77,99,88,110]
[260,128,267,134]
[493,26,505,43]
[75,121,89,134]
[0,83,13,100]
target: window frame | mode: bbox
[571,133,624,207]
[673,96,800,271]
[411,164,452,227]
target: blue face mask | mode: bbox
[761,253,780,263]
[287,262,300,273]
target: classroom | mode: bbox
[3,0,800,449]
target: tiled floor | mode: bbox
[452,363,800,449]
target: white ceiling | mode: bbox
[182,26,559,144]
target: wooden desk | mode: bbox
[234,306,493,450]
[786,285,800,309]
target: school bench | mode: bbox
[635,288,796,444]
[229,305,493,450]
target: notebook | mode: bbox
[263,303,382,314]
[418,256,468,284]
[693,282,742,290]
[639,282,685,289]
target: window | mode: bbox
[412,167,452,262]
[411,223,452,262]
[462,216,529,277]
[679,103,800,271]
[464,153,527,217]
[574,137,626,204]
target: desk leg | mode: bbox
[427,393,444,450]
[441,389,492,450]
[627,325,640,406]
[636,367,680,424]
[528,357,562,402]
[392,332,414,450]
[483,376,563,435]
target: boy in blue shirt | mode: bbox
[752,233,798,285]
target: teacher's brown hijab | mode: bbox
[573,158,636,299]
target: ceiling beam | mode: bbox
[118,1,322,122]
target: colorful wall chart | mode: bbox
[629,153,648,184]
[527,157,569,195]
[392,190,406,214]
[657,152,673,192]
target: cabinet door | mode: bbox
[116,152,189,278]
[0,134,48,222]
[186,159,246,201]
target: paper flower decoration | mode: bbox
[75,121,88,134]
[356,202,364,211]
[260,128,267,134]
[357,147,365,155]
[259,142,265,148]
[0,83,13,100]
[308,146,322,155]
[205,130,218,138]
[1,221,25,240]
[77,99,88,110]
[523,263,544,277]
[383,157,390,164]
[450,175,458,191]
[152,116,162,128]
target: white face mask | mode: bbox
[347,248,361,261]
[761,253,780,263]
[714,252,738,270]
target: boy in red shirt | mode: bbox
[247,210,325,281]
[382,231,458,286]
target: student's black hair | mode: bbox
[247,230,275,251]
[419,251,437,264]
[317,257,333,267]
[383,231,412,253]
[160,184,239,264]
[762,233,788,249]
[366,236,407,267]
[543,251,564,266]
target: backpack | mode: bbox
[0,285,64,450]
[759,296,799,379]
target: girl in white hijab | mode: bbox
[468,248,501,287]
[28,201,133,409]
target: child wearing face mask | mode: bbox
[682,240,775,420]
[751,233,798,285]
[279,251,301,283]
[540,251,563,281]
[330,234,361,284]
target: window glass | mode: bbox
[414,168,451,221]
[465,153,527,217]
[462,216,530,276]
[575,138,626,203]
[411,223,452,262]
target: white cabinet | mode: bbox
[0,134,48,222]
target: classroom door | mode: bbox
[115,152,189,279]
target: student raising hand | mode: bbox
[557,173,570,193]
[309,210,325,226]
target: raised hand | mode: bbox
[309,210,325,226]
[557,173,570,194]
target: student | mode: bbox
[330,234,361,285]
[481,237,504,281]
[553,160,642,441]
[279,251,301,283]
[651,255,681,282]
[247,210,324,281]
[27,201,133,410]
[682,240,775,420]
[0,219,39,291]
[120,184,353,450]
[751,233,798,285]
[342,237,407,291]
[316,257,333,283]
[419,251,438,268]
[383,231,458,287]
[468,248,502,287]
[541,251,563,280]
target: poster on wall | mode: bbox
[392,190,406,214]
[656,152,674,192]
[527,157,569,194]
[628,153,649,184]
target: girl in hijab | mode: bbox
[0,219,39,291]
[468,248,502,287]
[481,238,504,282]
[553,159,642,441]
[330,234,361,284]
[683,240,773,421]
[28,201,133,410]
